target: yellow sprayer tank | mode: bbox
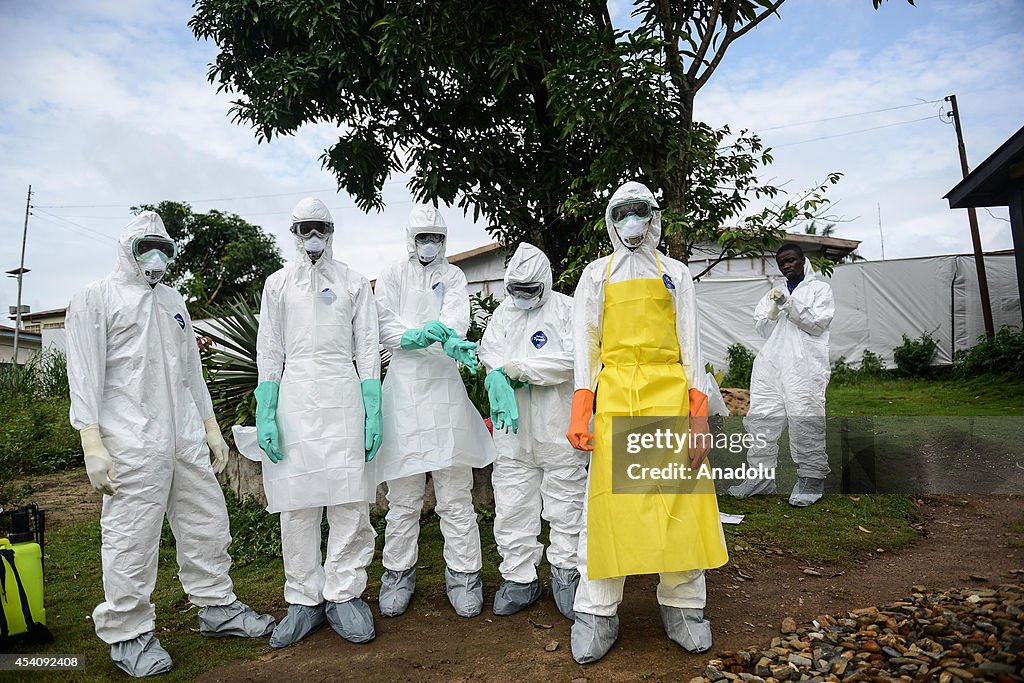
[1,537,46,636]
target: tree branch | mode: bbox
[695,0,785,90]
[687,0,722,81]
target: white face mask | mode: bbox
[618,217,649,249]
[417,242,440,262]
[512,295,541,310]
[304,236,326,260]
[137,250,168,285]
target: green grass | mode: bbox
[719,494,921,567]
[826,374,1024,416]
[0,497,504,683]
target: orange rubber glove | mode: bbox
[566,389,595,451]
[688,388,711,470]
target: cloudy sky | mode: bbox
[2,0,1022,315]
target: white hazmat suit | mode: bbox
[66,211,273,676]
[477,243,587,618]
[737,258,835,497]
[370,204,496,617]
[255,198,380,645]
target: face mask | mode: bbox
[303,236,326,261]
[618,217,649,249]
[512,295,541,310]
[417,242,440,262]
[137,251,168,285]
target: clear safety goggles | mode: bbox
[291,220,334,238]
[414,232,445,246]
[609,199,653,224]
[132,235,177,261]
[507,282,544,300]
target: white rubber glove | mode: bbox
[769,288,788,306]
[204,416,230,474]
[80,425,117,495]
[502,359,527,382]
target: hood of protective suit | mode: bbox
[605,181,661,253]
[292,197,335,264]
[504,242,553,307]
[406,204,448,263]
[116,211,172,285]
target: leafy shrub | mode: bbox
[723,343,755,388]
[0,395,80,479]
[954,325,1024,378]
[860,349,886,375]
[830,349,889,386]
[893,332,937,378]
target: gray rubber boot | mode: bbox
[727,474,777,498]
[325,597,375,643]
[269,603,327,648]
[789,476,826,507]
[198,600,276,638]
[549,566,580,621]
[492,579,542,616]
[444,568,484,618]
[378,568,417,617]
[110,632,173,678]
[660,605,713,653]
[570,612,619,664]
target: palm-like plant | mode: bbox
[199,296,260,429]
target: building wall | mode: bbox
[0,337,43,364]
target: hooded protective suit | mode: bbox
[66,212,245,646]
[371,205,495,597]
[477,243,587,616]
[255,198,380,628]
[568,182,728,663]
[744,259,834,480]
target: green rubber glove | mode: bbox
[443,336,479,374]
[400,328,432,350]
[361,378,383,462]
[254,381,284,464]
[485,369,519,433]
[423,319,455,344]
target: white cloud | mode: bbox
[1,0,1021,317]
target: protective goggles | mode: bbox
[291,220,334,238]
[414,233,445,245]
[506,282,544,300]
[132,235,177,261]
[609,199,653,224]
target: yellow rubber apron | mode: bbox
[587,255,729,580]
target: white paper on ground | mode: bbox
[719,512,745,525]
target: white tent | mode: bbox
[695,253,1021,371]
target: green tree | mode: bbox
[131,201,284,309]
[190,0,908,287]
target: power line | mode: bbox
[31,208,118,242]
[33,179,411,210]
[757,98,944,132]
[771,115,937,148]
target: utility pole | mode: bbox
[945,94,995,339]
[12,185,32,363]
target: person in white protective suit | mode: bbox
[66,211,275,678]
[728,242,835,507]
[477,243,587,619]
[253,197,383,647]
[369,204,496,618]
[566,181,729,664]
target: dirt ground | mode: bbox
[194,494,1024,683]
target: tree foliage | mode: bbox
[131,201,283,309]
[190,1,908,286]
